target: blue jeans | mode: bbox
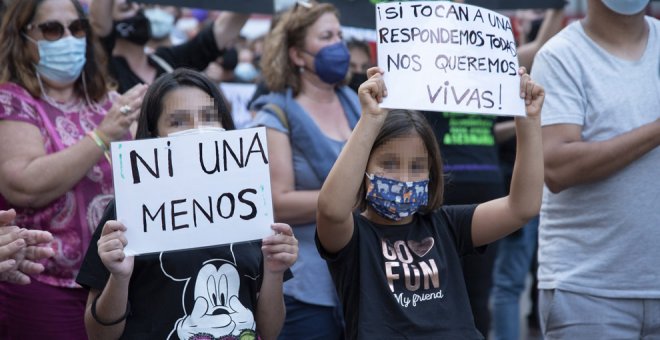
[491,216,538,340]
[278,295,344,340]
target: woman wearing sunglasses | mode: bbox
[89,0,248,94]
[0,0,147,338]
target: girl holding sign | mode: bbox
[76,69,298,340]
[315,66,544,338]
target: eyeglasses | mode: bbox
[26,18,89,42]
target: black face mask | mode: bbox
[114,10,151,46]
[220,48,238,71]
[348,73,368,93]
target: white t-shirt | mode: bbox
[532,17,660,298]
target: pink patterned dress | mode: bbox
[0,82,118,288]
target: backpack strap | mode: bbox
[149,54,174,73]
[263,103,289,131]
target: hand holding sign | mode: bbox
[261,223,298,274]
[518,67,545,118]
[358,67,389,120]
[97,220,134,280]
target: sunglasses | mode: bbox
[26,18,89,42]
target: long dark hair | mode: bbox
[357,110,444,214]
[0,0,109,101]
[135,68,234,139]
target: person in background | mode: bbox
[346,38,372,93]
[0,0,147,338]
[77,68,298,340]
[0,209,54,285]
[249,1,360,338]
[245,11,286,112]
[144,5,181,50]
[204,47,240,84]
[533,0,660,338]
[89,0,248,93]
[235,47,260,83]
[490,7,564,340]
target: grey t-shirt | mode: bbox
[532,17,660,298]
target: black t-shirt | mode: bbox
[101,24,223,94]
[317,206,484,339]
[77,201,287,340]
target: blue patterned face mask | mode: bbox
[365,173,429,221]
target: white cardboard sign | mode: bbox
[376,1,525,116]
[111,127,274,256]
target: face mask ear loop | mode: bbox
[24,34,48,102]
[35,71,58,108]
[22,33,37,44]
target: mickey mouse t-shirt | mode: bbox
[317,205,484,339]
[77,200,287,340]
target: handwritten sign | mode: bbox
[376,1,525,116]
[111,128,274,256]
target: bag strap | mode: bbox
[262,101,332,184]
[263,103,289,131]
[149,54,174,73]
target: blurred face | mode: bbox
[299,12,342,69]
[238,48,254,63]
[349,47,370,75]
[25,0,87,88]
[366,134,430,183]
[156,86,221,137]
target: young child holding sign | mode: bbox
[76,69,298,340]
[315,66,544,338]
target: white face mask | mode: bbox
[167,126,225,137]
[144,8,175,40]
[601,0,649,15]
[234,62,259,82]
[26,35,86,84]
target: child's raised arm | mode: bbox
[471,68,545,247]
[317,67,388,253]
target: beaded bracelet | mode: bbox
[87,130,111,164]
[91,293,130,326]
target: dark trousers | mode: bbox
[278,295,344,340]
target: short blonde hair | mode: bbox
[260,1,339,95]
